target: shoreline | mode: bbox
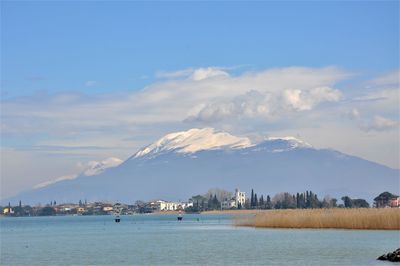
[201,209,265,215]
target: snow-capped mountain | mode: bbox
[133,128,252,158]
[4,128,399,204]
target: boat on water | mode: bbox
[177,211,183,221]
[114,203,122,223]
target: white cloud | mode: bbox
[190,67,229,81]
[156,67,229,80]
[85,80,98,87]
[33,157,123,189]
[33,174,78,189]
[345,108,361,120]
[156,68,194,79]
[186,86,342,122]
[2,66,349,140]
[283,86,342,111]
[362,115,399,132]
[343,71,399,133]
[78,157,123,176]
[369,70,399,87]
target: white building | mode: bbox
[152,200,193,211]
[102,206,113,212]
[235,188,246,208]
[221,199,236,209]
[222,188,246,209]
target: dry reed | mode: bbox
[236,208,400,230]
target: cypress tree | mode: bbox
[266,195,271,209]
[213,194,218,209]
[208,194,213,209]
[309,191,314,208]
[314,194,319,208]
[251,189,254,208]
[306,191,311,208]
[254,193,258,208]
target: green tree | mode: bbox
[38,207,56,216]
[208,194,213,209]
[352,199,369,208]
[266,195,272,209]
[341,196,353,208]
[191,195,206,211]
[296,193,301,208]
[250,189,254,209]
[212,194,219,209]
[374,192,398,208]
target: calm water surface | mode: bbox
[1,214,399,265]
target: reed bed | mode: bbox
[236,208,400,230]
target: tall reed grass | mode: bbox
[236,208,400,230]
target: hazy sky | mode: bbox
[1,1,399,199]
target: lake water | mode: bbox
[1,214,399,265]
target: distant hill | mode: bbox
[4,128,399,205]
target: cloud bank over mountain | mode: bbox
[1,66,399,199]
[33,157,123,189]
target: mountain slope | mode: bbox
[4,128,399,204]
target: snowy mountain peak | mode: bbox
[249,136,313,153]
[134,128,252,158]
[81,157,123,176]
[265,136,312,149]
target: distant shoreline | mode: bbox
[201,209,264,215]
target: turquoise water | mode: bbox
[1,214,399,265]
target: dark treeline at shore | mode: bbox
[248,190,370,210]
[185,189,372,213]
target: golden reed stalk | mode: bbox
[236,208,400,230]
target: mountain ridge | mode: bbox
[3,128,399,205]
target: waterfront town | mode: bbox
[1,189,399,217]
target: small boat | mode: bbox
[177,211,183,221]
[114,203,122,223]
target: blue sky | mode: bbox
[1,1,399,199]
[2,1,398,97]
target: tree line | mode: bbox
[186,189,370,212]
[249,189,369,209]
